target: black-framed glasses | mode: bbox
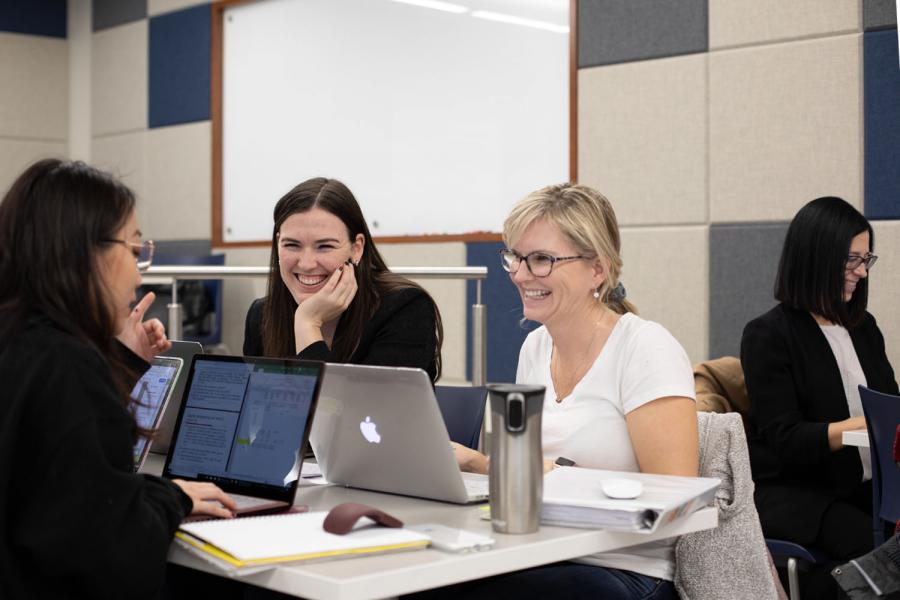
[103,239,155,272]
[499,248,588,278]
[846,253,878,271]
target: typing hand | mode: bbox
[117,292,172,362]
[173,480,237,519]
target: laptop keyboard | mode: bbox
[229,493,273,509]
[462,472,489,499]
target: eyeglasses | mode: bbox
[499,248,588,278]
[846,253,878,271]
[103,239,155,272]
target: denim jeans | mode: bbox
[406,562,679,600]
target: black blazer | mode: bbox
[243,286,439,381]
[741,303,897,541]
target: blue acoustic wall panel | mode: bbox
[148,4,210,128]
[0,0,66,37]
[864,29,900,220]
[93,0,145,31]
[864,0,898,31]
[578,0,707,68]
[466,241,538,384]
[709,222,789,360]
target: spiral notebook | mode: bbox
[175,511,431,575]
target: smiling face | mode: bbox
[508,218,603,327]
[98,210,143,333]
[843,230,870,302]
[277,207,364,304]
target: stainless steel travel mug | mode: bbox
[487,383,545,534]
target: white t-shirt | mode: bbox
[819,324,871,481]
[516,312,696,580]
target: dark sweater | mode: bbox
[243,286,439,381]
[0,317,192,600]
[741,303,898,543]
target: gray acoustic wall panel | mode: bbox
[709,222,789,360]
[864,0,898,30]
[93,0,146,31]
[577,0,707,68]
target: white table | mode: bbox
[146,456,717,600]
[843,428,869,448]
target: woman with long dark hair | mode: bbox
[243,177,442,380]
[741,196,897,596]
[0,159,235,600]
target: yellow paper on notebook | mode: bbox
[175,511,430,574]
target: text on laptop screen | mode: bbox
[132,362,180,462]
[166,360,318,490]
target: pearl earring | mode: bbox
[593,290,600,299]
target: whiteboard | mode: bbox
[222,0,569,242]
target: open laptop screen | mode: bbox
[163,356,323,501]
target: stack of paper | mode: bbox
[541,467,719,533]
[175,511,431,575]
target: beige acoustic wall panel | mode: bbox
[0,33,68,140]
[92,20,148,136]
[622,226,709,363]
[710,34,862,222]
[579,54,707,226]
[619,226,709,364]
[145,121,211,240]
[0,139,67,197]
[709,0,860,49]
[868,221,900,373]
[379,242,468,384]
[92,131,147,222]
[220,246,270,356]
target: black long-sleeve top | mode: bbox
[243,286,438,381]
[0,316,192,600]
[741,303,898,541]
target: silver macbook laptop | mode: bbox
[151,340,203,455]
[162,355,324,516]
[310,363,488,504]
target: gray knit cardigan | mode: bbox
[675,412,783,599]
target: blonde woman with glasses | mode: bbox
[449,183,698,600]
[0,160,235,600]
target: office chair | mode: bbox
[765,538,830,600]
[434,386,487,449]
[859,385,900,546]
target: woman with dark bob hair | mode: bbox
[741,196,897,596]
[0,159,235,600]
[244,177,443,380]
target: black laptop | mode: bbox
[162,355,324,516]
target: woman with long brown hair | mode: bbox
[0,159,235,600]
[243,177,442,381]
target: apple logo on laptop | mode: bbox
[360,416,381,444]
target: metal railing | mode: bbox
[143,265,489,385]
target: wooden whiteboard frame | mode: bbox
[210,0,578,248]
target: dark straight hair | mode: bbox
[774,196,873,328]
[260,177,443,380]
[0,159,140,410]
